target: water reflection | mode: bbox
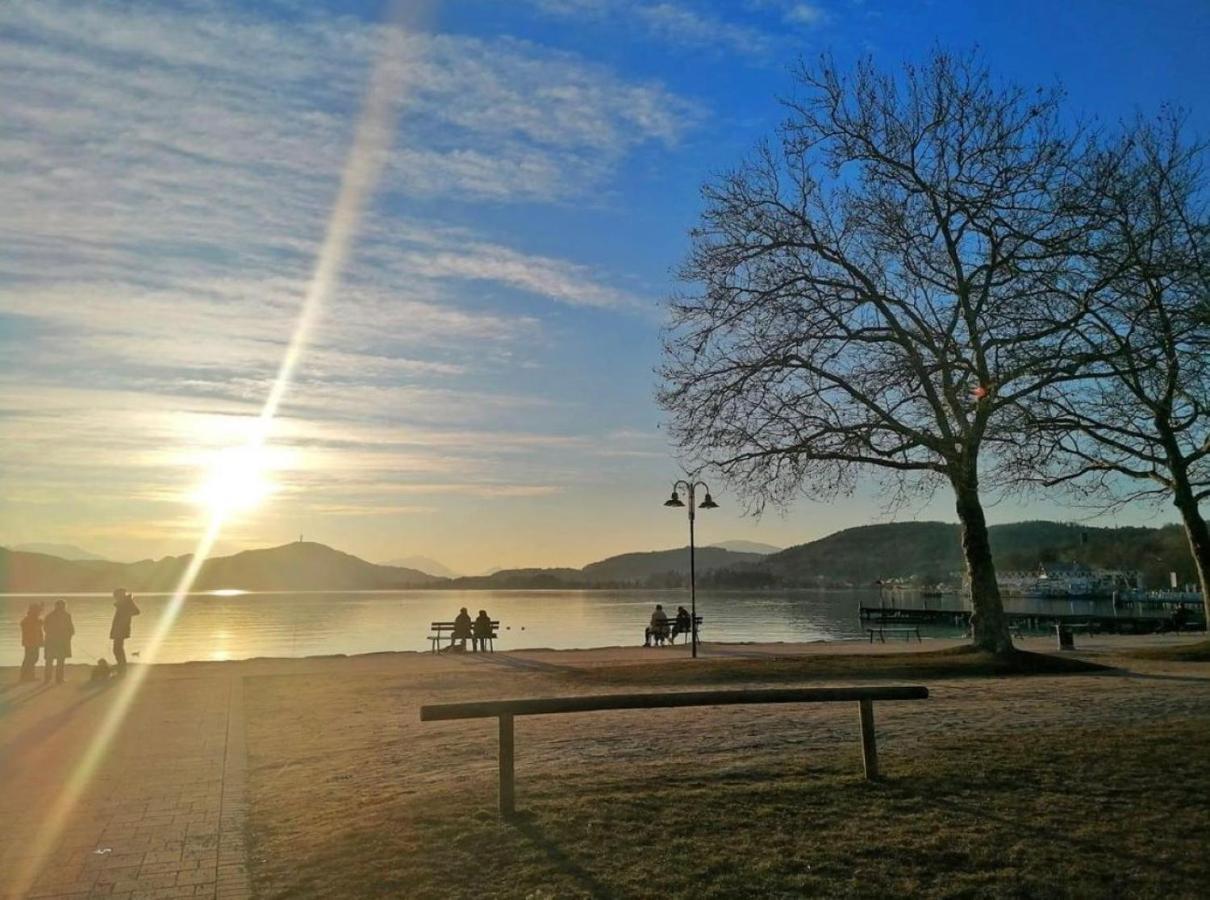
[0,587,1175,666]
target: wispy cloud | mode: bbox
[528,0,831,58]
[0,0,690,555]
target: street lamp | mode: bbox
[663,479,718,658]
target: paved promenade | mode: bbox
[0,669,250,900]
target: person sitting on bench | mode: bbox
[645,604,670,647]
[446,607,473,651]
[472,609,494,652]
[671,605,692,643]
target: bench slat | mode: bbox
[420,685,928,721]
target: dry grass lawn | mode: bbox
[242,647,1210,898]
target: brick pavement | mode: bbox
[0,669,251,900]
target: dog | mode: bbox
[90,659,112,682]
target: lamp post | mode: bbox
[663,479,718,659]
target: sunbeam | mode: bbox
[11,6,426,894]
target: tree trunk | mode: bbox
[1171,479,1210,627]
[952,469,1014,655]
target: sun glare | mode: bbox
[194,446,275,515]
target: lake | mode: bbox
[0,588,1170,667]
[0,588,908,666]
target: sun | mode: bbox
[194,445,275,516]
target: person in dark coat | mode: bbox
[42,600,75,685]
[110,588,140,675]
[472,610,494,652]
[450,607,473,651]
[19,603,43,683]
[671,605,692,643]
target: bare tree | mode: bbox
[659,51,1099,655]
[1029,116,1210,623]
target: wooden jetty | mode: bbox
[859,605,1205,634]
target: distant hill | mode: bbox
[755,521,1198,588]
[582,546,761,584]
[3,522,1197,594]
[383,555,460,579]
[10,543,108,561]
[709,540,782,555]
[0,542,439,593]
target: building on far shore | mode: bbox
[999,562,1143,599]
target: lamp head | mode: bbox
[698,492,719,510]
[664,490,685,508]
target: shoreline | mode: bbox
[2,631,1205,676]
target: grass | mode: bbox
[1131,640,1210,662]
[250,716,1210,898]
[576,647,1108,687]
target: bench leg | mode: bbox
[499,713,515,819]
[858,699,879,781]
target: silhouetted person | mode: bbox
[472,609,494,652]
[645,603,670,647]
[19,602,43,683]
[672,605,692,643]
[451,607,473,651]
[43,600,74,685]
[110,588,140,675]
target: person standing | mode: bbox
[110,588,140,675]
[19,603,43,683]
[42,600,75,685]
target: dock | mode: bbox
[859,605,1206,634]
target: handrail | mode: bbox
[420,685,929,817]
[420,685,927,721]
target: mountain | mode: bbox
[10,543,108,561]
[709,540,782,555]
[754,520,1198,588]
[0,542,439,593]
[383,555,460,579]
[582,546,762,583]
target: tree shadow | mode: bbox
[513,814,617,899]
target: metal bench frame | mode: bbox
[420,685,929,818]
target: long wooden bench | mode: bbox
[420,685,929,818]
[429,620,500,653]
[866,625,922,643]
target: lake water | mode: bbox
[0,588,1179,667]
[0,588,907,666]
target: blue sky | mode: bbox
[2,0,1208,571]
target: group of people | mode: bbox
[17,588,140,684]
[447,607,495,652]
[645,603,693,647]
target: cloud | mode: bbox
[528,0,831,58]
[0,0,694,552]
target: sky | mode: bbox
[2,0,1209,572]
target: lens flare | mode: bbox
[12,7,425,894]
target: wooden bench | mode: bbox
[867,625,922,643]
[646,615,703,646]
[420,685,929,818]
[429,620,500,653]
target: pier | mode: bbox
[858,605,1206,634]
